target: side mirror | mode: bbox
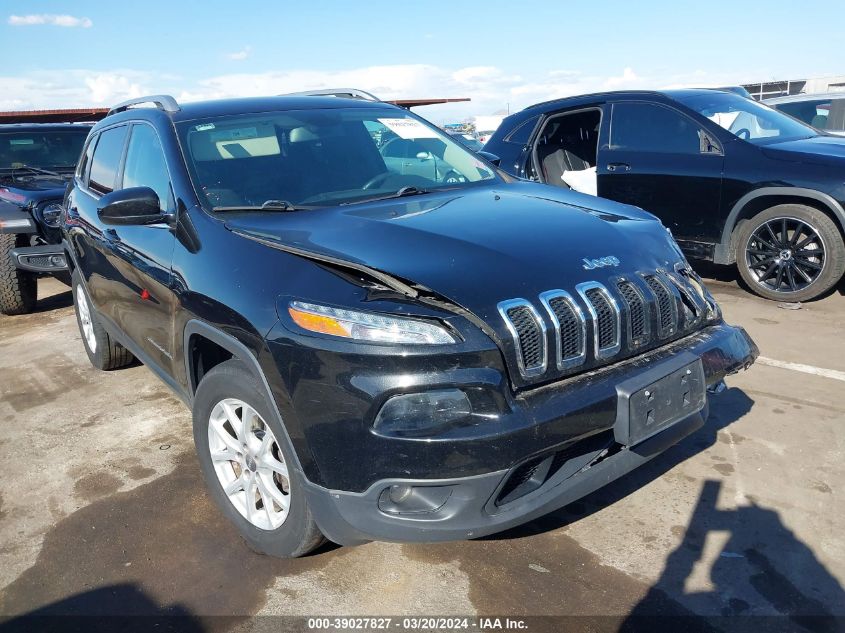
[416,151,433,160]
[98,187,165,226]
[476,150,501,166]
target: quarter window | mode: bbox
[88,126,128,195]
[611,103,703,154]
[122,124,172,211]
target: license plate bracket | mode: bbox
[614,354,706,447]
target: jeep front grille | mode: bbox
[578,283,621,359]
[644,274,677,338]
[499,269,703,383]
[498,300,547,378]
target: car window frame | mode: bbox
[609,100,723,156]
[84,123,130,198]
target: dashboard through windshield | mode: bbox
[177,107,498,211]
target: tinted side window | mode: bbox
[76,135,97,183]
[504,115,540,145]
[611,103,701,154]
[122,124,172,211]
[88,126,128,194]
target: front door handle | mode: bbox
[606,162,631,172]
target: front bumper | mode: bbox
[10,244,68,273]
[302,323,757,545]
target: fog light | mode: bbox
[49,255,66,268]
[373,389,472,437]
[377,484,452,515]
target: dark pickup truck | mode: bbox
[0,123,90,314]
[62,93,758,557]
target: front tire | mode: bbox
[71,270,134,370]
[736,204,845,302]
[0,233,37,315]
[192,359,325,558]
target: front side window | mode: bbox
[610,102,703,154]
[0,128,89,171]
[177,107,497,211]
[88,126,128,195]
[122,124,172,211]
[677,91,817,145]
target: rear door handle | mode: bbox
[607,162,631,172]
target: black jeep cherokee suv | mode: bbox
[0,123,90,314]
[484,89,845,302]
[63,94,757,557]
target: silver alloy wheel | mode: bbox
[208,398,291,530]
[76,284,97,353]
[744,216,826,294]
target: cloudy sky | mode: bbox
[1,0,842,123]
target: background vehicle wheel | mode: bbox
[736,204,845,302]
[71,270,134,370]
[0,233,37,315]
[193,359,326,558]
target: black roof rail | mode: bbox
[280,88,381,102]
[107,95,180,116]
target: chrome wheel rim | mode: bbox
[745,217,825,294]
[207,398,291,530]
[75,284,97,353]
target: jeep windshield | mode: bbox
[0,129,89,171]
[177,107,498,211]
[677,91,818,145]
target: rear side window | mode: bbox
[88,126,128,195]
[504,115,540,145]
[122,124,172,211]
[610,102,701,154]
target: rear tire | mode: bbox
[193,359,326,558]
[0,233,37,315]
[736,204,845,302]
[71,270,134,370]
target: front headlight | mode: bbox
[39,202,64,228]
[288,301,458,345]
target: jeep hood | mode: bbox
[224,183,686,325]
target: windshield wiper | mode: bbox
[212,200,315,213]
[0,165,63,178]
[341,186,430,205]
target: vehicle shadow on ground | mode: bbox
[0,584,206,633]
[33,288,72,313]
[691,259,845,299]
[619,479,845,631]
[487,386,754,539]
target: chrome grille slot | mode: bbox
[577,282,621,359]
[617,280,649,346]
[644,274,677,337]
[498,300,547,378]
[540,291,586,369]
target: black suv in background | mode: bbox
[63,93,757,557]
[485,90,845,302]
[0,123,90,314]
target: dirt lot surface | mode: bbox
[1,269,843,631]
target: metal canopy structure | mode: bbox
[0,96,471,124]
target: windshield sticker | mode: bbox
[195,123,215,132]
[378,118,439,140]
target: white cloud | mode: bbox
[0,64,755,123]
[226,47,252,61]
[8,14,92,28]
[604,67,639,89]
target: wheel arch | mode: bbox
[183,319,310,478]
[715,187,845,264]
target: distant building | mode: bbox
[742,75,845,101]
